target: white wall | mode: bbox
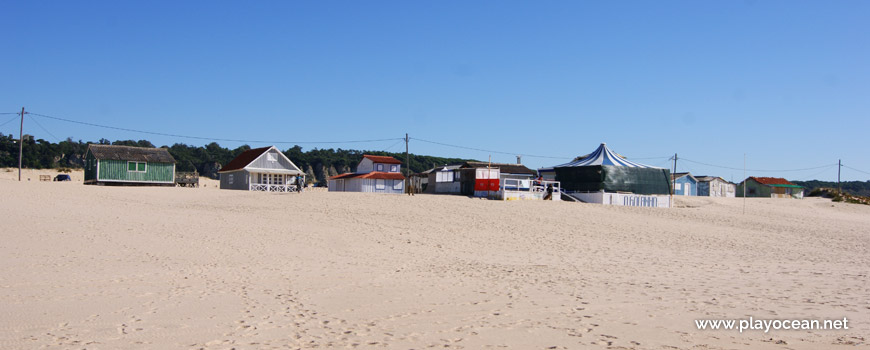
[571,191,670,208]
[356,158,374,173]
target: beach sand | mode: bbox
[1,168,868,349]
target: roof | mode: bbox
[329,172,406,180]
[218,146,272,172]
[671,172,697,181]
[87,144,176,163]
[544,143,661,170]
[460,162,537,176]
[695,176,733,184]
[421,164,462,174]
[750,177,800,187]
[363,155,402,164]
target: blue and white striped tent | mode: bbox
[539,143,671,195]
[539,143,660,177]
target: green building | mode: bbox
[737,176,804,199]
[84,144,176,186]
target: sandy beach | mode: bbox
[1,168,868,349]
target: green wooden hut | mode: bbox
[84,144,176,185]
[737,176,804,199]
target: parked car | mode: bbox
[54,174,71,181]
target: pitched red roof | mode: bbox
[219,146,272,172]
[363,154,402,164]
[329,172,406,180]
[750,177,796,186]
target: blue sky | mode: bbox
[2,1,868,181]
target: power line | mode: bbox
[796,165,837,181]
[28,112,404,145]
[681,157,836,172]
[382,139,404,153]
[0,112,21,115]
[843,164,870,176]
[412,137,574,160]
[631,156,671,160]
[0,115,20,128]
[27,114,62,142]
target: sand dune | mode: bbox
[1,168,868,349]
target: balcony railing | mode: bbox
[249,183,297,192]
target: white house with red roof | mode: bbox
[328,155,406,193]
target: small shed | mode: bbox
[458,161,537,195]
[218,146,304,192]
[696,176,736,197]
[423,165,463,194]
[737,177,804,199]
[328,155,406,194]
[671,172,698,196]
[84,144,176,186]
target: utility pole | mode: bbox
[743,153,746,215]
[405,133,411,195]
[18,107,26,181]
[404,133,409,176]
[838,159,842,195]
[671,153,677,196]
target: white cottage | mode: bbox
[328,155,406,193]
[218,146,304,192]
[696,176,737,197]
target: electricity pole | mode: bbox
[743,153,746,215]
[405,133,411,195]
[18,107,26,181]
[838,159,842,195]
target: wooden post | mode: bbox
[405,133,411,195]
[838,159,842,195]
[743,153,746,214]
[18,107,25,181]
[670,153,677,206]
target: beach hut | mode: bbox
[671,172,698,196]
[696,176,736,197]
[328,155,406,194]
[83,144,176,186]
[218,146,304,192]
[457,161,537,195]
[539,143,672,207]
[423,165,463,194]
[737,177,804,199]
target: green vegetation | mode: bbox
[0,134,475,183]
[806,187,870,205]
[793,180,870,197]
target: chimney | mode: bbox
[516,155,522,164]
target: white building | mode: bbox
[218,146,305,192]
[696,176,737,197]
[328,155,406,194]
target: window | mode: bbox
[393,179,403,190]
[267,153,276,162]
[436,171,454,183]
[376,179,385,189]
[229,174,234,184]
[390,164,398,172]
[127,161,146,172]
[377,164,384,171]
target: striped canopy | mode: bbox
[550,143,660,169]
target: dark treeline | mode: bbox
[793,180,870,197]
[0,134,475,183]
